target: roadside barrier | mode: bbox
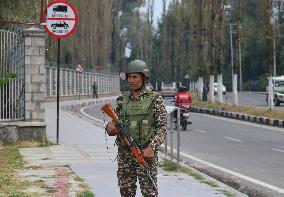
[165,106,181,170]
[191,106,284,128]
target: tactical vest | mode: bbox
[120,92,157,147]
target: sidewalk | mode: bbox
[19,98,246,197]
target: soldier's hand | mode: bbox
[105,122,119,136]
[143,146,154,161]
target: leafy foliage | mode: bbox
[0,73,17,85]
[3,0,284,90]
[0,146,28,195]
[153,0,284,90]
[0,0,40,22]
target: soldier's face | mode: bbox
[127,73,143,91]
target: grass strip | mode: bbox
[159,159,235,197]
[192,94,284,120]
[0,140,54,196]
[0,145,29,196]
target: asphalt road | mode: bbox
[84,97,284,196]
[181,113,284,191]
[223,91,284,110]
[165,96,284,195]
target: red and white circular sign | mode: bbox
[42,0,78,38]
[75,64,83,73]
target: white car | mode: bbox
[160,82,177,98]
[266,76,284,106]
[214,83,226,95]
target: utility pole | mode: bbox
[273,27,276,78]
[230,24,234,85]
[239,33,242,91]
[237,0,243,92]
[193,0,205,100]
[272,0,284,78]
[230,25,243,93]
[230,23,238,105]
[264,0,274,109]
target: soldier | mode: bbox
[105,60,167,197]
[93,81,98,99]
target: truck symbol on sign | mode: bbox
[53,5,67,13]
[51,21,69,29]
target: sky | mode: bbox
[124,0,172,57]
[153,0,164,26]
[144,0,172,27]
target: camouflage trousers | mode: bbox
[117,145,158,197]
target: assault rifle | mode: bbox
[101,103,157,191]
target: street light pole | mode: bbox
[239,35,242,91]
[273,28,276,78]
[230,24,234,84]
[272,0,284,80]
[230,23,239,105]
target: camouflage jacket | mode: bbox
[115,88,167,150]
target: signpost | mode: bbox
[42,0,78,144]
[75,64,83,72]
[76,64,83,100]
[42,0,78,38]
[184,73,190,91]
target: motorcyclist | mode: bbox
[175,85,192,109]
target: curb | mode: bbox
[190,106,284,128]
[61,96,117,112]
[61,99,284,128]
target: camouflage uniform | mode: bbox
[115,88,167,197]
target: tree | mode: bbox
[0,0,40,24]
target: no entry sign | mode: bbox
[42,0,78,38]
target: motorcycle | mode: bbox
[180,107,191,130]
[173,102,192,130]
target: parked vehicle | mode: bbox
[160,82,176,98]
[266,76,284,106]
[214,82,226,95]
[53,5,68,13]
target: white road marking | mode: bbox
[160,145,284,194]
[272,148,284,153]
[195,113,284,133]
[192,129,207,133]
[81,104,284,193]
[224,137,243,142]
[80,105,104,123]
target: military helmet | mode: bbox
[126,60,150,78]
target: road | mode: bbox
[165,96,284,196]
[84,97,284,196]
[223,91,284,110]
[180,113,284,193]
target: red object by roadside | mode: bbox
[175,92,192,108]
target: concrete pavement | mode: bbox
[19,97,246,197]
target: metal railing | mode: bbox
[164,106,181,170]
[45,66,120,97]
[0,29,25,121]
